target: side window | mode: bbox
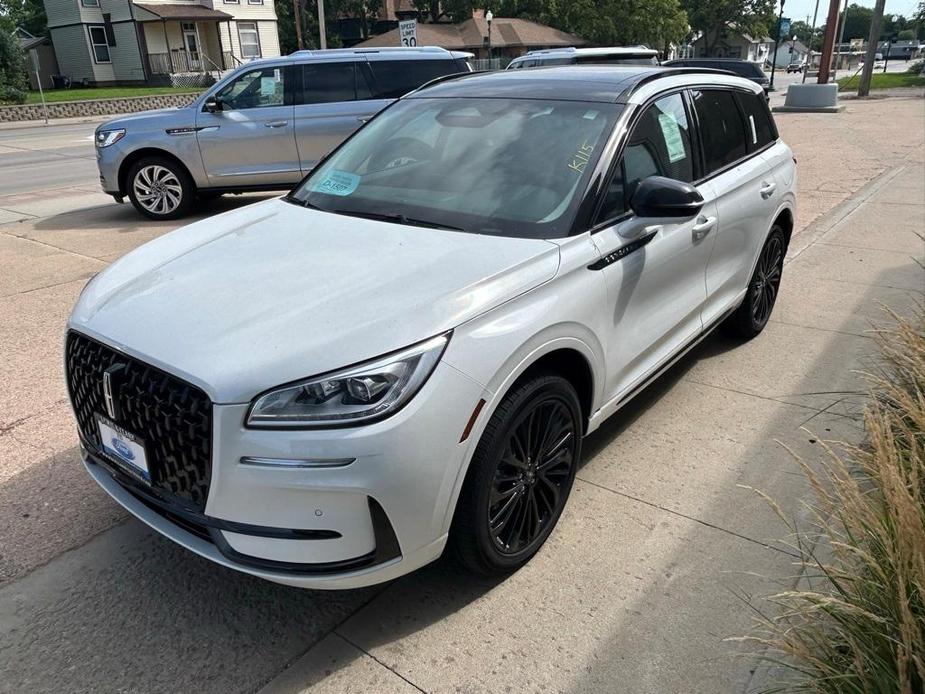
[301,62,356,105]
[368,59,461,99]
[597,92,695,222]
[691,89,748,174]
[216,67,285,110]
[736,90,777,151]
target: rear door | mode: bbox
[293,59,390,173]
[692,88,779,327]
[195,64,299,187]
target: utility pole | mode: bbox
[803,0,821,83]
[832,0,849,80]
[817,0,842,83]
[293,0,303,50]
[858,0,887,96]
[318,0,327,50]
[770,0,786,91]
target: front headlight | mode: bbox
[246,333,450,428]
[95,129,125,148]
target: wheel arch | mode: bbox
[774,206,794,249]
[118,148,196,197]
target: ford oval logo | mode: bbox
[111,438,135,461]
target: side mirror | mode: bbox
[203,96,223,113]
[630,176,704,219]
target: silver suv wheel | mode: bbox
[133,164,183,215]
[126,156,194,220]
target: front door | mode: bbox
[195,65,300,187]
[182,23,201,71]
[591,92,717,403]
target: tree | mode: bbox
[498,0,689,49]
[682,0,776,56]
[0,0,47,38]
[787,19,824,50]
[0,21,30,103]
[897,28,915,40]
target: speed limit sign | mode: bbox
[399,19,417,47]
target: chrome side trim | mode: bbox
[240,456,356,469]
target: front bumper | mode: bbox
[96,143,125,196]
[82,361,487,589]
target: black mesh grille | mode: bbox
[66,331,213,509]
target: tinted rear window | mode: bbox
[301,62,358,104]
[368,59,462,99]
[691,89,748,174]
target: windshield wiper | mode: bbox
[282,194,321,210]
[328,209,465,232]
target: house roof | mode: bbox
[133,3,233,21]
[19,36,50,51]
[355,17,585,50]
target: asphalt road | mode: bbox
[0,121,99,196]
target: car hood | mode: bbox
[70,198,560,402]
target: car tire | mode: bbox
[722,225,786,339]
[127,156,195,220]
[449,373,582,575]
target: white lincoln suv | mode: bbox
[66,66,796,589]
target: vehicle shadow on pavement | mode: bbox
[30,194,276,233]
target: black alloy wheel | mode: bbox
[750,230,784,328]
[723,225,786,339]
[450,373,582,575]
[489,396,576,555]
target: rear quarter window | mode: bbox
[735,90,777,151]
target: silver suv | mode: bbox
[94,47,471,220]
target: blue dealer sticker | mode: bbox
[312,170,360,196]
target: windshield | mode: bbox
[289,97,622,239]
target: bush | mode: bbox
[907,59,924,75]
[0,29,30,104]
[735,301,925,693]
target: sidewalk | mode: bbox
[257,166,924,694]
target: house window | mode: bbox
[248,0,264,4]
[88,25,111,63]
[237,22,261,59]
[223,0,240,4]
[81,0,100,6]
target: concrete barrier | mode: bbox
[0,92,201,122]
[774,83,844,113]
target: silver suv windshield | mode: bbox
[289,97,622,239]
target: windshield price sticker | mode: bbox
[312,170,360,196]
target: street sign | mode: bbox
[779,17,791,39]
[399,19,417,47]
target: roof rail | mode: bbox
[618,67,739,100]
[290,46,451,56]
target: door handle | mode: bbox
[760,181,777,199]
[692,216,716,241]
[357,116,371,123]
[265,120,288,128]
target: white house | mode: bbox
[770,38,810,67]
[691,29,773,64]
[42,0,281,86]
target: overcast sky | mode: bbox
[780,0,920,27]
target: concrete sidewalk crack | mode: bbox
[576,477,801,559]
[680,378,829,414]
[335,632,430,694]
